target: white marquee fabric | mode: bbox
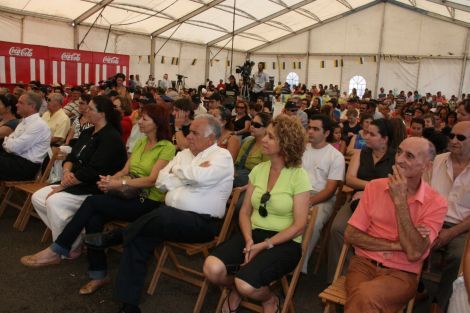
[0,0,469,96]
[0,0,469,52]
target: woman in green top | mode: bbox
[233,112,271,187]
[204,115,312,313]
[19,103,175,295]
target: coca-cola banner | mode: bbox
[0,41,49,84]
[0,41,130,86]
[92,52,129,83]
[49,48,93,86]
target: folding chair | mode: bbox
[319,243,419,313]
[146,187,242,313]
[215,206,320,313]
[312,184,354,274]
[10,148,61,232]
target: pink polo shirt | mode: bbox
[348,178,447,274]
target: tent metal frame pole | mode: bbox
[205,46,210,82]
[177,41,183,78]
[305,30,311,86]
[374,2,386,98]
[416,58,421,91]
[339,57,343,93]
[458,28,470,96]
[150,37,156,78]
[20,16,24,43]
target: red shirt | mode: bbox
[121,115,132,144]
[348,178,447,273]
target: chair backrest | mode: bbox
[215,187,242,245]
[333,243,350,282]
[38,147,60,183]
[301,206,319,255]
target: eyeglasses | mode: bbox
[251,121,263,129]
[259,191,270,217]
[236,106,245,109]
[448,133,467,142]
[288,109,298,113]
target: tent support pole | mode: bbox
[416,58,421,91]
[374,2,386,98]
[20,16,24,43]
[205,46,210,82]
[458,28,470,96]
[339,56,343,93]
[150,37,156,78]
[305,30,311,85]
[73,25,79,49]
[177,41,183,76]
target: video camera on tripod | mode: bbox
[236,60,255,83]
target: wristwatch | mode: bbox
[265,237,274,249]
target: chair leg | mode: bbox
[280,276,296,313]
[147,246,169,295]
[215,287,229,313]
[13,195,32,230]
[193,278,209,313]
[0,187,13,218]
[41,227,52,243]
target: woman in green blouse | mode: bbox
[204,115,312,313]
[233,112,271,187]
[21,103,175,295]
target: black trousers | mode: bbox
[0,151,41,181]
[55,194,159,272]
[113,205,220,306]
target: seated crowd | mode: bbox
[0,74,469,313]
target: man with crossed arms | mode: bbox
[344,137,447,312]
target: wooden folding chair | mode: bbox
[10,148,61,232]
[146,187,242,313]
[215,206,320,313]
[319,243,419,313]
[312,184,354,274]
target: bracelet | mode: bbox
[265,237,274,249]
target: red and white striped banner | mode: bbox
[0,41,130,86]
[92,52,129,83]
[0,42,48,84]
[49,48,93,86]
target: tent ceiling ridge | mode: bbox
[207,0,316,46]
[150,0,224,37]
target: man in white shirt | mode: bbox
[158,73,172,91]
[42,93,70,146]
[85,114,234,313]
[1,91,51,181]
[301,114,345,273]
[251,62,268,102]
[427,121,470,312]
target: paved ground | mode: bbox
[0,205,438,313]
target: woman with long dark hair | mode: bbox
[21,95,127,263]
[21,102,176,295]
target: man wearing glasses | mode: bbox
[41,93,70,146]
[427,121,470,312]
[284,100,308,129]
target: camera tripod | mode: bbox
[176,75,186,92]
[241,76,251,100]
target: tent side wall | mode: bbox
[252,2,470,97]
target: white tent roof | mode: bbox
[0,0,469,51]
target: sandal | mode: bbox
[222,288,240,313]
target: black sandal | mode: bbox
[222,289,240,313]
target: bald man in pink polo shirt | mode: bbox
[344,137,448,312]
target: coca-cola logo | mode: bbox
[103,56,119,64]
[9,47,33,57]
[61,52,81,62]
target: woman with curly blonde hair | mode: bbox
[204,115,312,313]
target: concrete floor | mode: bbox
[0,206,437,313]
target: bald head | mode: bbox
[448,121,470,157]
[396,137,435,180]
[452,121,470,137]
